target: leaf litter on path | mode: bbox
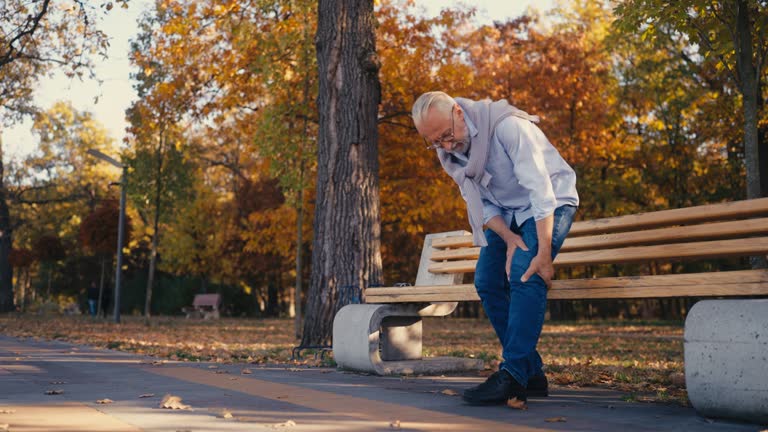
[160,394,191,410]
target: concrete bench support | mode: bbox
[332,302,483,375]
[333,231,484,375]
[684,299,768,423]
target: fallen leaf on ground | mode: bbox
[440,389,458,396]
[506,398,527,410]
[0,410,16,414]
[215,370,228,374]
[271,420,296,428]
[207,365,219,369]
[96,399,113,404]
[160,394,191,410]
[218,410,233,419]
[139,393,155,398]
[390,419,401,429]
[241,369,252,375]
[45,389,63,395]
[545,417,567,422]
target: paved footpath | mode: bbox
[0,335,764,432]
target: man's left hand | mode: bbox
[521,254,554,289]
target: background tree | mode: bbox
[614,0,768,199]
[79,200,133,316]
[0,0,113,312]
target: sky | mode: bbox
[1,0,555,161]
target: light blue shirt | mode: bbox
[451,114,579,227]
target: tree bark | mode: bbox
[145,132,166,321]
[735,0,763,199]
[302,0,382,346]
[0,148,14,312]
[97,256,106,317]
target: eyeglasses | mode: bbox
[423,105,456,150]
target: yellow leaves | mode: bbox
[95,399,114,404]
[545,417,567,422]
[440,389,458,396]
[160,394,191,410]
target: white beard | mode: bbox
[448,137,471,154]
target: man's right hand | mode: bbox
[504,233,528,277]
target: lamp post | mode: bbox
[86,149,126,324]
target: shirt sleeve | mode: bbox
[482,198,502,225]
[496,117,557,220]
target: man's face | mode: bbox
[418,104,470,154]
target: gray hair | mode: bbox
[412,91,455,127]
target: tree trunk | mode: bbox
[145,131,166,321]
[735,0,763,199]
[0,154,13,312]
[144,220,159,320]
[302,0,382,347]
[294,184,304,338]
[97,256,106,317]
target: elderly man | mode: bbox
[411,91,579,405]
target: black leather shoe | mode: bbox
[527,374,549,397]
[462,370,527,405]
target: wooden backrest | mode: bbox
[364,198,768,303]
[193,294,221,308]
[426,198,768,276]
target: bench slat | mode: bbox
[429,204,768,252]
[430,247,480,261]
[430,217,768,260]
[364,270,768,302]
[428,237,768,273]
[431,236,474,249]
[568,197,768,236]
[563,217,768,251]
[556,236,768,265]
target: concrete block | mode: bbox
[332,303,483,375]
[684,299,768,424]
[380,316,422,361]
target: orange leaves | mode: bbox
[160,394,191,410]
[506,397,527,410]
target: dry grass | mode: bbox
[0,314,686,405]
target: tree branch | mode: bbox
[0,0,52,69]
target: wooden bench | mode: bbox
[183,294,222,319]
[332,198,768,378]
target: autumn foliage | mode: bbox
[1,0,762,321]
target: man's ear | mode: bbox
[454,103,463,116]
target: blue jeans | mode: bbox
[474,205,577,386]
